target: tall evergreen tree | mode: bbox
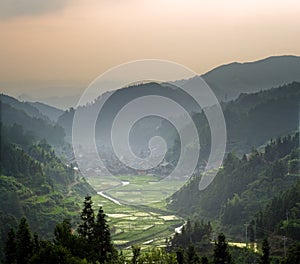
[186,244,200,263]
[54,219,75,252]
[16,218,33,264]
[78,196,95,241]
[213,233,232,264]
[4,228,16,264]
[93,206,114,263]
[261,238,270,264]
[32,233,40,255]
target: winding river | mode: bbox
[97,181,129,206]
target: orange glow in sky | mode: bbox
[0,0,299,95]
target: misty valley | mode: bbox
[1,56,300,263]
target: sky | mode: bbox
[0,0,300,102]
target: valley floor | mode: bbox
[87,175,184,252]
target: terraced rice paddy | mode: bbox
[88,174,184,250]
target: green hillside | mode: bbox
[168,133,300,239]
[0,100,65,146]
[0,123,95,260]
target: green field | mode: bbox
[88,174,187,204]
[87,175,184,251]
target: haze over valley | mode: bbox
[1,0,300,263]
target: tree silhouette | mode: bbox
[4,228,16,264]
[213,233,232,264]
[16,218,33,264]
[93,206,114,263]
[261,238,270,264]
[78,196,95,241]
[187,244,200,263]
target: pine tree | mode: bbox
[261,238,270,264]
[4,228,17,264]
[54,219,74,251]
[16,218,33,264]
[32,233,40,254]
[78,196,95,241]
[213,233,232,264]
[187,244,200,263]
[176,248,185,264]
[93,206,114,264]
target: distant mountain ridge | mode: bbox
[0,94,51,123]
[178,55,300,103]
[8,55,300,110]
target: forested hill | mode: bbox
[255,179,300,242]
[0,94,51,123]
[168,133,300,239]
[168,81,300,169]
[28,101,63,122]
[200,55,300,102]
[56,81,299,173]
[222,81,300,152]
[0,123,95,260]
[0,96,66,146]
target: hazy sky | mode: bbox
[0,0,300,98]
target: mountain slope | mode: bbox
[56,81,299,178]
[255,179,300,241]
[168,133,300,239]
[0,123,95,259]
[168,81,300,168]
[222,81,300,151]
[29,101,64,122]
[0,100,65,146]
[0,94,51,122]
[179,55,300,103]
[57,81,200,146]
